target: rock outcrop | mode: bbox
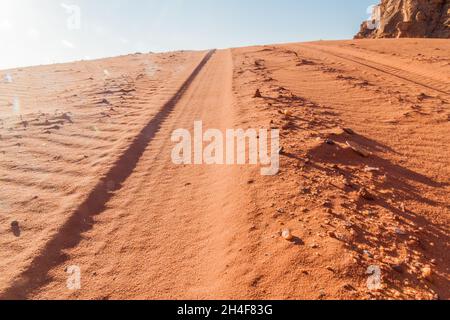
[355,0,450,39]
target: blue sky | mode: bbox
[0,0,377,69]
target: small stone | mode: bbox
[301,187,311,194]
[417,93,430,101]
[328,231,337,239]
[254,89,262,98]
[344,221,354,228]
[395,228,407,236]
[400,202,406,213]
[11,221,19,228]
[347,141,371,157]
[364,166,380,173]
[281,229,294,241]
[282,109,292,117]
[421,266,433,281]
[325,139,335,145]
[392,264,404,273]
[342,127,355,135]
[343,178,352,187]
[322,199,332,207]
[363,250,373,258]
[358,188,375,201]
[407,237,420,246]
[343,284,355,291]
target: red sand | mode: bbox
[0,39,448,300]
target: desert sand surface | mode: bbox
[0,39,448,300]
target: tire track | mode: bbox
[302,44,450,96]
[0,50,216,300]
[29,49,242,300]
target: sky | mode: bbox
[0,0,377,70]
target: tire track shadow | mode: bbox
[0,49,216,300]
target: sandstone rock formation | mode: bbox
[355,0,450,39]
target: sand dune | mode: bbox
[0,39,448,300]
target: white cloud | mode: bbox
[28,28,40,40]
[62,39,75,48]
[0,19,13,31]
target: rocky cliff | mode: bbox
[355,0,450,38]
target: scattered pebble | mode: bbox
[11,221,20,237]
[400,202,406,213]
[417,93,430,101]
[342,284,355,292]
[392,264,404,273]
[421,266,433,281]
[364,166,380,173]
[342,127,355,135]
[347,141,371,157]
[282,109,292,117]
[281,229,294,241]
[358,188,375,201]
[327,231,337,239]
[363,250,373,258]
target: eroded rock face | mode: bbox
[355,0,450,39]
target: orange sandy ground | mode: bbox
[0,39,448,300]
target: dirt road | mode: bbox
[5,49,251,299]
[1,39,448,300]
